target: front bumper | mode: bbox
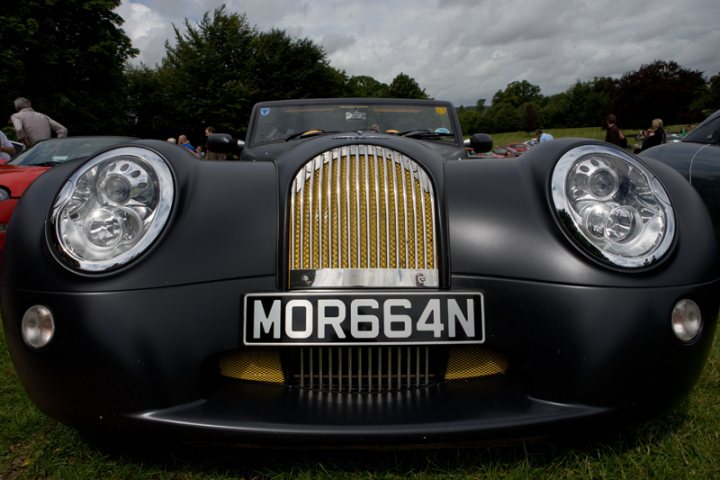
[2,275,718,444]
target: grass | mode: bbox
[1,319,719,479]
[488,125,685,147]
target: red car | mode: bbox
[0,137,133,254]
[494,143,531,157]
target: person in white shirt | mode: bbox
[0,130,16,162]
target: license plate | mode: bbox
[243,292,485,346]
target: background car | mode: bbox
[492,143,530,157]
[640,109,720,238]
[665,133,684,143]
[9,140,25,158]
[505,142,530,155]
[0,136,133,253]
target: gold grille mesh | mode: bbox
[219,349,284,384]
[445,346,509,380]
[290,145,436,271]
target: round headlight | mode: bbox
[551,144,675,268]
[50,146,174,272]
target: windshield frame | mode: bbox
[246,98,463,148]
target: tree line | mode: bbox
[2,1,719,144]
[458,65,719,136]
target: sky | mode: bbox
[114,0,720,107]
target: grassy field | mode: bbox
[488,126,672,147]
[1,320,719,479]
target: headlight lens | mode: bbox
[551,144,675,268]
[50,146,174,272]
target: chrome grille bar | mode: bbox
[296,346,435,393]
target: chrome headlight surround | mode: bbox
[551,144,675,269]
[50,146,174,272]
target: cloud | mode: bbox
[117,0,720,105]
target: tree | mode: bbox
[387,73,428,99]
[248,29,347,101]
[560,77,619,128]
[486,103,521,132]
[149,6,347,139]
[519,102,541,132]
[124,66,175,139]
[694,72,720,116]
[617,60,706,127]
[346,75,388,97]
[158,7,258,139]
[0,0,138,135]
[491,80,543,109]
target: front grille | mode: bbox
[219,346,509,393]
[289,145,438,288]
[293,346,437,392]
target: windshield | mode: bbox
[684,113,720,145]
[8,137,132,167]
[250,102,457,146]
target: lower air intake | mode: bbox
[293,346,437,393]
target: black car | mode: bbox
[1,98,718,446]
[640,109,720,239]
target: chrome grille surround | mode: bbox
[289,145,438,288]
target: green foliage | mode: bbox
[0,0,138,136]
[692,72,720,116]
[346,75,389,98]
[458,63,711,135]
[150,6,348,140]
[491,80,543,108]
[157,7,258,140]
[616,60,707,128]
[386,72,429,99]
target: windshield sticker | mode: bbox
[346,111,367,120]
[435,107,448,116]
[260,108,271,116]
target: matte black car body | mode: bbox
[1,98,719,446]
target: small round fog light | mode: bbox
[21,305,55,349]
[671,299,702,343]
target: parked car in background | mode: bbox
[9,141,25,159]
[0,136,134,253]
[640,109,720,238]
[505,142,530,154]
[1,98,718,446]
[493,143,530,157]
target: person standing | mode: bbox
[10,97,68,147]
[604,114,627,148]
[204,126,226,160]
[0,130,17,162]
[536,128,554,143]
